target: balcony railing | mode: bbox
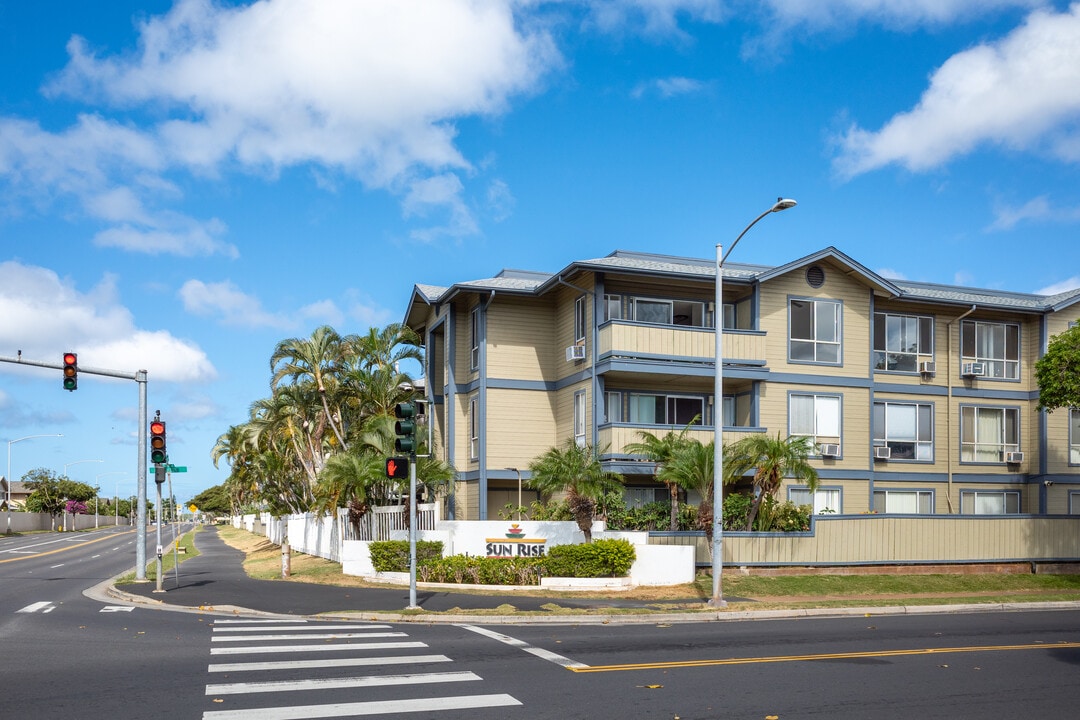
[599,322,765,364]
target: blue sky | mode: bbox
[2,0,1079,503]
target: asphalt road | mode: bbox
[4,526,1080,719]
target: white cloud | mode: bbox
[1036,277,1080,295]
[0,261,216,383]
[876,267,908,280]
[179,279,293,330]
[760,0,1040,32]
[631,76,707,99]
[833,4,1080,178]
[582,0,727,36]
[986,194,1080,231]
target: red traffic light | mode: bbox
[385,456,409,479]
[150,420,167,464]
[62,352,78,391]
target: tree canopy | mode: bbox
[1035,323,1080,413]
[23,468,96,517]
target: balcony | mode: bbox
[598,321,766,365]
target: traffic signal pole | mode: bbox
[0,354,151,580]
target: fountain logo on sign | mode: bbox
[485,524,547,557]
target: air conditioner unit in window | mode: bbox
[919,361,936,375]
[565,345,586,362]
[1005,451,1024,464]
[874,446,891,460]
[819,443,840,458]
[961,361,985,377]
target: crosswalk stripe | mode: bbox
[212,632,405,642]
[203,693,522,719]
[213,625,389,633]
[211,641,428,656]
[213,619,307,625]
[205,671,481,695]
[208,654,452,673]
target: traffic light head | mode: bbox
[394,402,417,454]
[385,456,410,479]
[62,352,78,391]
[150,420,167,464]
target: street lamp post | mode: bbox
[6,434,64,534]
[710,197,797,607]
[505,468,523,520]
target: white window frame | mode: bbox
[789,487,841,514]
[574,390,587,447]
[873,401,934,461]
[721,395,735,428]
[789,298,842,364]
[468,396,479,461]
[961,319,1020,380]
[574,295,587,346]
[604,294,622,322]
[1070,408,1080,465]
[1069,490,1080,515]
[628,296,707,327]
[960,490,1020,515]
[960,405,1020,463]
[604,391,622,424]
[789,393,841,455]
[469,307,480,371]
[873,489,933,514]
[628,393,705,426]
[873,312,934,372]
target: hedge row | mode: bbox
[368,538,636,585]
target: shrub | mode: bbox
[368,540,444,572]
[544,538,636,578]
[418,555,544,585]
[722,493,752,531]
[759,500,812,532]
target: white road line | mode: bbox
[49,564,64,569]
[459,624,589,669]
[214,619,308,625]
[210,641,427,656]
[205,671,480,695]
[202,693,522,719]
[16,602,56,614]
[213,625,387,633]
[100,606,135,613]
[212,632,405,642]
[208,654,452,673]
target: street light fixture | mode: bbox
[6,434,64,534]
[710,197,797,607]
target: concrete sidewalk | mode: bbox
[94,525,1080,625]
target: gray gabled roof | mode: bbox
[406,247,1080,317]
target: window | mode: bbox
[605,391,622,423]
[721,395,735,428]
[628,393,704,426]
[960,490,1020,514]
[574,295,587,346]
[961,320,1019,379]
[468,396,479,461]
[873,401,933,461]
[789,393,841,454]
[625,486,667,509]
[1071,408,1080,465]
[874,312,933,372]
[873,490,933,514]
[604,294,622,321]
[469,307,480,370]
[722,303,736,330]
[960,406,1019,462]
[1070,491,1080,515]
[789,487,841,514]
[629,297,707,327]
[574,390,587,447]
[789,299,841,364]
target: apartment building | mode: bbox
[403,247,1080,521]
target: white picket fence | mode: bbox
[236,502,440,563]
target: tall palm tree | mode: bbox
[527,441,622,543]
[724,433,819,531]
[624,421,696,531]
[271,325,352,451]
[314,451,382,537]
[660,438,714,542]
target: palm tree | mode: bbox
[527,441,622,543]
[724,433,819,531]
[660,438,714,542]
[271,325,352,451]
[624,421,696,531]
[314,451,382,537]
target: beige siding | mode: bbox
[453,480,478,521]
[758,259,873,377]
[486,388,557,468]
[554,380,590,445]
[757,381,871,471]
[487,297,556,383]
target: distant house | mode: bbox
[403,247,1080,521]
[1,478,32,510]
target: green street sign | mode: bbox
[148,465,187,473]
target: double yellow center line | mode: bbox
[568,641,1080,673]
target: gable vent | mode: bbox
[806,265,826,289]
